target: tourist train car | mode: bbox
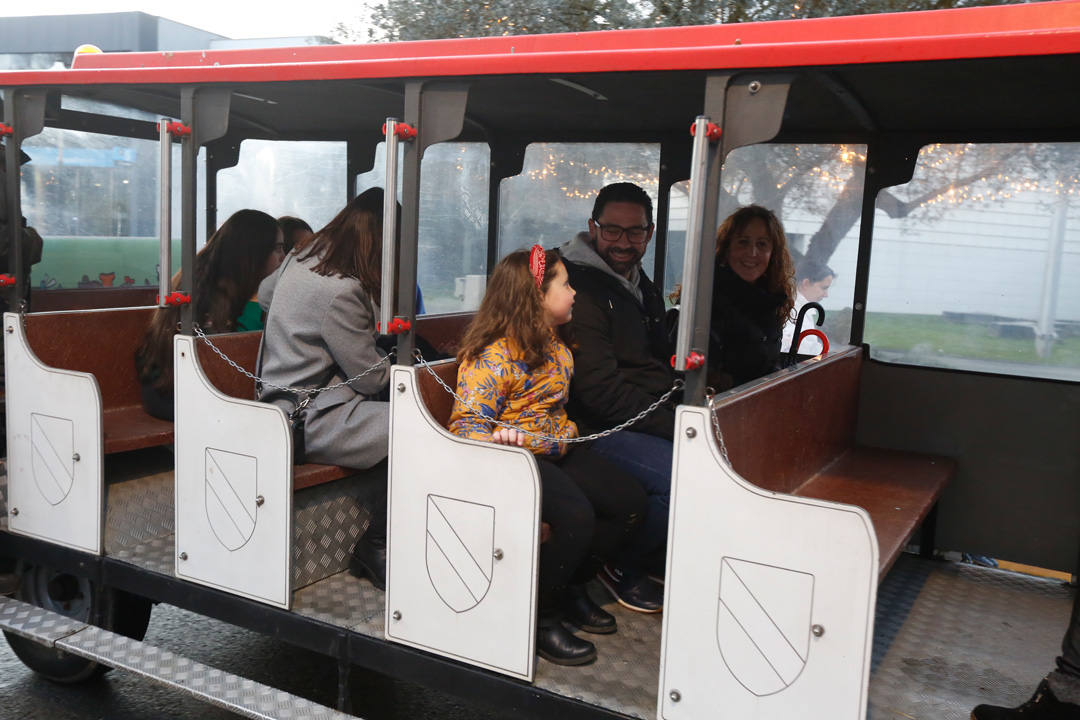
[1,2,1077,718]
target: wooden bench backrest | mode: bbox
[415,312,473,357]
[417,359,461,429]
[711,347,863,494]
[195,331,262,400]
[25,307,156,409]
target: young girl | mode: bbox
[449,246,647,667]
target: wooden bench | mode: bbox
[25,308,174,454]
[710,345,954,580]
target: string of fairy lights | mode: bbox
[440,141,1078,210]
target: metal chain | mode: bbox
[193,324,393,396]
[705,389,733,467]
[414,348,683,445]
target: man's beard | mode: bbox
[599,245,642,275]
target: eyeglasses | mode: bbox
[595,222,651,246]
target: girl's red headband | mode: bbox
[529,244,546,290]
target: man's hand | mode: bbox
[491,427,527,446]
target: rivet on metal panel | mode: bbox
[669,690,682,702]
[5,326,12,334]
[812,624,825,637]
[748,80,762,94]
[392,610,402,621]
[180,351,185,357]
[493,548,504,561]
[179,552,188,561]
[396,383,406,393]
[685,427,697,439]
[72,453,80,462]
[256,495,265,507]
[9,508,17,516]
[854,302,864,311]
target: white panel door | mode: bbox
[658,405,878,720]
[4,312,102,554]
[385,365,540,681]
[173,335,293,608]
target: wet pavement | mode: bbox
[0,601,516,720]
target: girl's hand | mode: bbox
[491,428,526,446]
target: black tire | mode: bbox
[2,564,153,683]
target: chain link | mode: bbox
[705,389,733,467]
[414,348,682,445]
[193,324,393,396]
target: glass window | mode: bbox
[20,126,203,292]
[217,140,346,234]
[666,144,867,343]
[355,142,490,315]
[498,143,660,260]
[866,142,1080,381]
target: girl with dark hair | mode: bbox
[136,208,284,420]
[256,188,394,589]
[709,204,797,389]
[449,247,648,667]
[276,215,313,253]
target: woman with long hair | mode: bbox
[256,187,394,589]
[708,204,796,389]
[449,247,647,666]
[136,209,284,420]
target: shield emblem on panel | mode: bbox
[204,448,258,551]
[425,495,495,613]
[30,413,74,506]
[716,557,815,696]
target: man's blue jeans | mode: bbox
[590,430,672,576]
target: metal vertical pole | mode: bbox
[396,83,423,365]
[380,118,401,335]
[674,117,714,372]
[179,90,198,334]
[158,119,173,305]
[3,96,22,311]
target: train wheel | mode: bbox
[3,564,152,683]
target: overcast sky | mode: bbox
[9,1,370,41]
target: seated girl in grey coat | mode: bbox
[257,187,395,589]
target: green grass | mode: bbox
[864,312,1080,368]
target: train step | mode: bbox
[0,595,352,720]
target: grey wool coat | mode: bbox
[256,252,390,469]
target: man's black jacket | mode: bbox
[564,260,677,441]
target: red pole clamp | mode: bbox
[377,318,412,335]
[797,329,830,356]
[382,122,417,141]
[0,274,16,287]
[670,351,706,370]
[690,122,722,142]
[157,121,191,138]
[0,123,13,138]
[157,291,191,306]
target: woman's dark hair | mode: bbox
[458,248,568,371]
[277,215,313,253]
[137,209,280,390]
[294,188,396,299]
[715,204,796,323]
[796,259,836,285]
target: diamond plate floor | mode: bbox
[290,555,1074,720]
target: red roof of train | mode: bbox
[1,0,1079,85]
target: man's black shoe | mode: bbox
[562,584,616,634]
[348,533,387,590]
[971,679,1080,719]
[598,564,663,613]
[537,617,597,666]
